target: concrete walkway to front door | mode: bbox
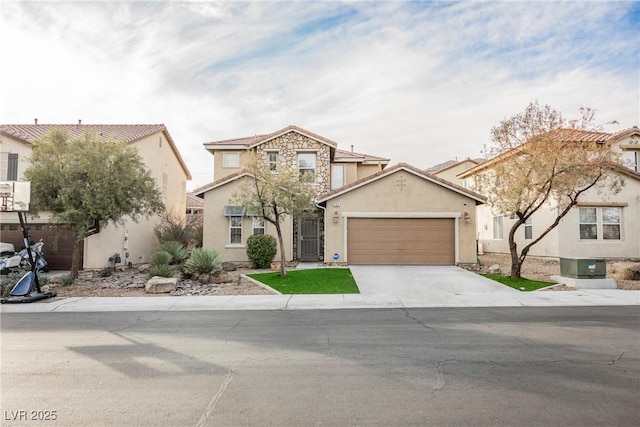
[349,265,520,305]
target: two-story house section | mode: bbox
[458,126,640,260]
[0,122,191,269]
[195,125,486,266]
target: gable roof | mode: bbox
[317,163,486,204]
[192,169,252,197]
[426,158,485,174]
[204,125,339,151]
[334,148,390,165]
[0,123,192,179]
[458,126,639,179]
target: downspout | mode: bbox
[315,200,326,263]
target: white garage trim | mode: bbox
[342,212,461,264]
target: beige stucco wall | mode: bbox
[323,170,479,264]
[202,176,292,263]
[0,131,189,269]
[477,177,640,260]
[83,132,189,269]
[356,164,382,180]
[433,160,479,186]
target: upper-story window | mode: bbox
[493,216,504,240]
[331,164,345,189]
[0,153,18,180]
[297,153,316,182]
[268,152,278,172]
[524,217,532,240]
[223,153,240,168]
[621,150,638,172]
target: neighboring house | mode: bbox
[194,125,485,265]
[458,126,640,259]
[0,122,191,269]
[186,192,204,225]
[427,158,485,186]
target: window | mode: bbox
[223,153,240,168]
[579,207,621,241]
[493,216,504,239]
[524,217,532,240]
[0,153,18,180]
[602,208,621,240]
[268,152,278,172]
[252,216,265,235]
[621,150,638,172]
[579,208,598,239]
[229,216,243,244]
[162,173,168,199]
[331,164,345,189]
[297,153,316,182]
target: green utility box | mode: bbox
[559,258,606,279]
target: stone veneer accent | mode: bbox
[255,131,332,195]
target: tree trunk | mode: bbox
[274,220,287,277]
[70,238,83,279]
[508,220,523,278]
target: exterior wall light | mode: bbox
[464,211,472,224]
[333,211,340,223]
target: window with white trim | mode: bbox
[0,153,18,180]
[621,150,638,172]
[229,216,243,244]
[252,216,265,235]
[223,153,240,168]
[331,164,345,189]
[297,153,316,182]
[524,217,532,240]
[493,216,504,239]
[579,207,621,240]
[268,152,278,172]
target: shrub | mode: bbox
[158,241,189,265]
[155,212,202,248]
[148,264,174,279]
[183,248,222,278]
[100,266,114,277]
[246,234,277,268]
[150,250,172,267]
[1,272,51,297]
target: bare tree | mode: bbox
[476,102,623,278]
[230,153,316,276]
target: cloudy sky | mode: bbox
[1,1,638,189]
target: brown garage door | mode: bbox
[0,223,82,270]
[347,218,455,265]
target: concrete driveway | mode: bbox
[350,265,520,305]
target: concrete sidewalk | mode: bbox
[1,288,638,313]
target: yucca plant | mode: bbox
[158,241,189,265]
[150,250,172,267]
[148,264,174,279]
[183,248,222,283]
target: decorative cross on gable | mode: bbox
[396,175,407,191]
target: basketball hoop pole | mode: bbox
[18,211,41,293]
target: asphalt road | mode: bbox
[1,307,639,426]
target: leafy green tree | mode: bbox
[24,129,164,278]
[231,153,316,276]
[476,102,622,278]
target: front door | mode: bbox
[298,217,319,261]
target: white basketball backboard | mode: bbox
[0,181,30,212]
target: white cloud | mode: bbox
[1,1,638,190]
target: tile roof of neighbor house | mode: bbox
[426,158,485,173]
[204,125,339,150]
[0,123,192,179]
[317,163,486,204]
[457,126,640,179]
[334,148,390,165]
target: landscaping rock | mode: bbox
[138,264,151,273]
[222,262,238,272]
[488,264,502,275]
[145,277,177,294]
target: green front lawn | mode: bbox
[481,274,555,292]
[248,268,359,294]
